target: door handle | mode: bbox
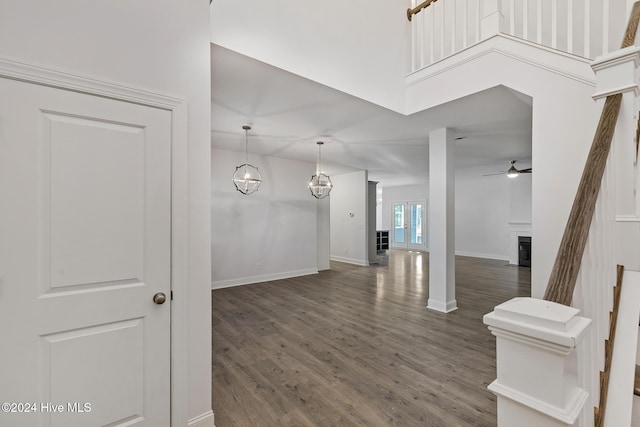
[153,292,166,305]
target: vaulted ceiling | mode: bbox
[211,44,533,187]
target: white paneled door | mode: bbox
[0,77,171,426]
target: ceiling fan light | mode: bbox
[506,160,520,178]
[506,166,519,178]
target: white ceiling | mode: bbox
[211,44,533,187]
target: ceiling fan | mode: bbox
[484,160,532,178]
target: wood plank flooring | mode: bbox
[212,250,531,427]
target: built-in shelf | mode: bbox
[376,230,389,252]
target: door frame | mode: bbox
[407,200,426,251]
[391,202,408,249]
[0,57,189,426]
[391,200,427,251]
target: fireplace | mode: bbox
[518,236,531,267]
[508,222,532,265]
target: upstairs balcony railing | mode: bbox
[408,0,628,72]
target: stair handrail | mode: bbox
[406,0,439,22]
[542,1,640,306]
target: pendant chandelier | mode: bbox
[308,141,332,199]
[232,125,262,195]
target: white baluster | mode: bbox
[603,0,611,56]
[584,0,591,58]
[462,0,468,49]
[429,5,435,64]
[475,0,481,43]
[439,0,445,61]
[567,0,574,54]
[552,0,558,49]
[523,0,529,40]
[450,0,456,56]
[537,0,543,44]
[508,0,515,35]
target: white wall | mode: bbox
[210,0,410,112]
[405,37,599,297]
[381,173,516,261]
[0,1,212,424]
[330,171,370,265]
[510,173,533,223]
[211,148,319,287]
[455,174,511,260]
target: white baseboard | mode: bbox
[388,248,508,262]
[188,410,215,427]
[330,255,370,266]
[455,250,508,262]
[211,268,318,289]
[427,298,458,313]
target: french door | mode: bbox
[392,201,425,250]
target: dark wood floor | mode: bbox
[211,250,531,427]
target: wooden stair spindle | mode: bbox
[594,265,625,427]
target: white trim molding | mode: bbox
[0,55,192,427]
[455,250,509,262]
[330,255,370,266]
[406,33,596,90]
[488,380,588,425]
[212,268,318,289]
[427,298,459,313]
[188,410,216,427]
[591,45,640,99]
[0,55,183,108]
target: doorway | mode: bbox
[392,201,425,250]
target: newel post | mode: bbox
[484,298,592,426]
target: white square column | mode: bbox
[427,127,457,313]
